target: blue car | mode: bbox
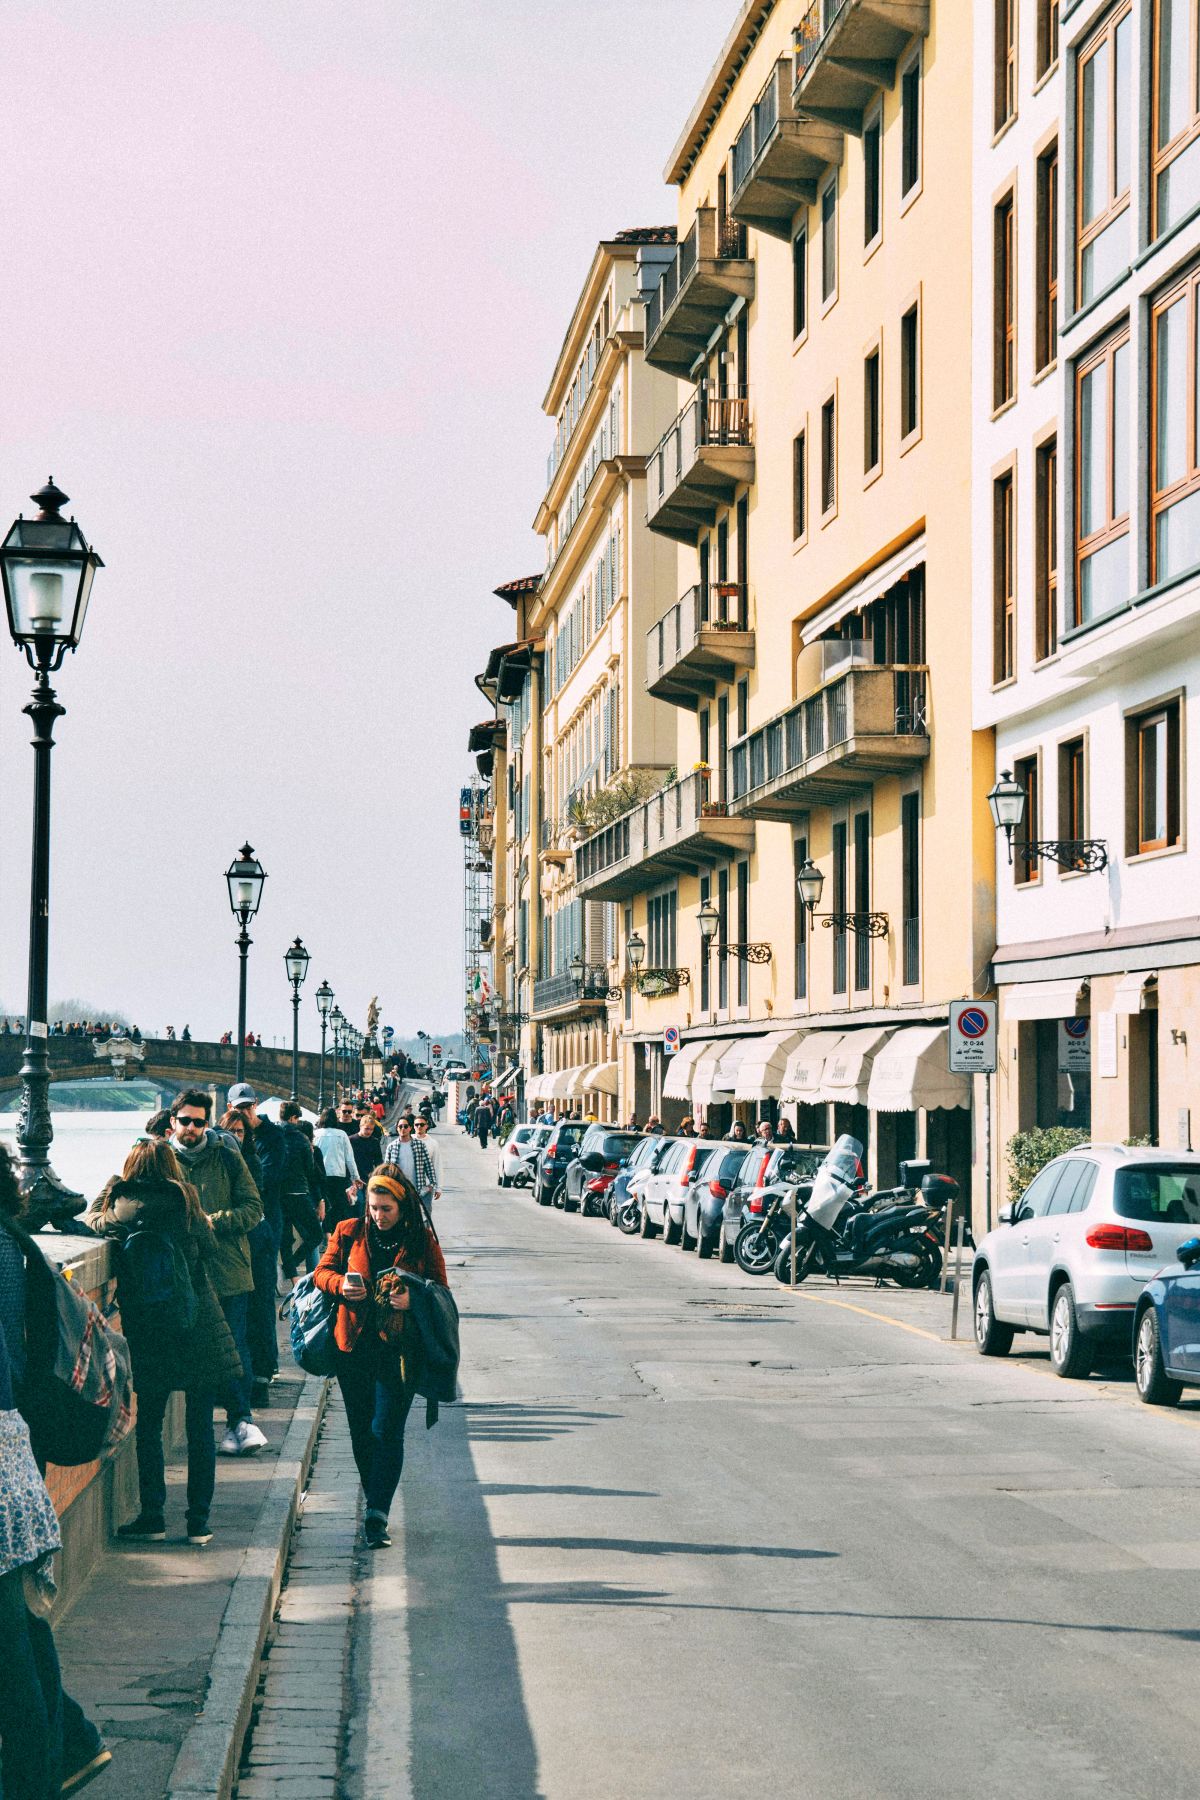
[1133,1236,1200,1404]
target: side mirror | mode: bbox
[998,1203,1015,1225]
[1178,1237,1200,1268]
[579,1151,606,1172]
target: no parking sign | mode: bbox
[663,1025,680,1057]
[948,1000,997,1074]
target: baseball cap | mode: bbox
[228,1082,257,1106]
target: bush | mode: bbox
[567,770,665,832]
[1005,1127,1090,1204]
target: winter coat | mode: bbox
[152,1132,262,1297]
[91,1175,243,1395]
[314,1216,448,1356]
[351,1131,384,1181]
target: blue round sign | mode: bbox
[957,1007,989,1040]
[1063,1018,1088,1039]
[382,1026,394,1041]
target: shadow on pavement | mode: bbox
[481,1483,658,1499]
[495,1535,836,1561]
[464,1403,616,1444]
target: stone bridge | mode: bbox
[0,1036,333,1111]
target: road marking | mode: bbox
[790,1290,950,1343]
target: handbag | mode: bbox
[288,1271,338,1376]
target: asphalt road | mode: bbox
[343,1131,1200,1800]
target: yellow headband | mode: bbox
[367,1171,411,1204]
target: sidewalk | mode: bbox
[52,1361,325,1800]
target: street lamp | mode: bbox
[1,480,103,1228]
[794,857,888,938]
[329,1006,345,1096]
[698,898,720,947]
[626,930,646,972]
[986,768,1108,872]
[315,980,333,1110]
[284,937,310,1102]
[225,843,267,1081]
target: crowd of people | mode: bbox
[0,1074,452,1796]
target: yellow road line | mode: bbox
[791,1290,950,1344]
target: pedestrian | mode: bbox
[145,1108,174,1141]
[700,1117,720,1139]
[412,1118,443,1212]
[644,1115,664,1136]
[0,1147,112,1798]
[755,1120,773,1145]
[772,1117,796,1144]
[182,1024,192,1041]
[474,1090,496,1150]
[277,1102,324,1286]
[335,1097,358,1134]
[727,1119,749,1142]
[90,1138,242,1547]
[226,1083,286,1401]
[352,1111,384,1185]
[315,1107,363,1229]
[314,1169,449,1549]
[678,1116,697,1138]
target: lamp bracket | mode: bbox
[712,942,773,963]
[1016,839,1108,873]
[815,911,890,940]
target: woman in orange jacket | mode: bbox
[314,1169,448,1547]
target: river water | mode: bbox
[0,1112,154,1203]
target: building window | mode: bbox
[717,867,729,1010]
[821,177,837,303]
[699,874,711,1011]
[901,792,920,986]
[864,348,881,475]
[793,834,809,1000]
[901,52,921,196]
[736,860,750,1007]
[832,822,848,995]
[853,811,871,991]
[1127,699,1182,853]
[792,224,807,337]
[1154,0,1200,237]
[1075,326,1130,624]
[1037,0,1059,79]
[647,886,678,970]
[820,395,837,516]
[1077,5,1132,306]
[1152,266,1200,583]
[993,468,1015,683]
[1058,737,1087,841]
[792,429,807,539]
[1014,753,1041,882]
[1035,437,1058,660]
[864,106,882,245]
[900,301,920,441]
[1036,143,1058,371]
[995,0,1016,133]
[994,191,1015,409]
[736,678,748,739]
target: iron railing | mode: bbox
[794,0,850,79]
[649,388,752,512]
[574,771,721,888]
[732,59,785,196]
[646,582,751,686]
[730,666,929,803]
[532,971,609,1014]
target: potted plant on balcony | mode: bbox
[710,582,742,629]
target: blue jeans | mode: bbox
[247,1211,281,1380]
[336,1340,415,1518]
[135,1384,216,1523]
[220,1291,254,1427]
[0,1566,61,1799]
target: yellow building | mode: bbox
[572,0,994,1212]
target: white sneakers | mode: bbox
[218,1420,268,1456]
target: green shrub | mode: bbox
[1005,1126,1090,1204]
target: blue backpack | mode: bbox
[119,1229,197,1336]
[288,1272,338,1376]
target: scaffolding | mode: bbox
[459,776,494,1074]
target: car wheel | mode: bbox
[536,1181,551,1207]
[696,1224,714,1260]
[1048,1282,1092,1379]
[973,1269,1014,1357]
[718,1232,735,1264]
[639,1204,659,1239]
[663,1211,682,1247]
[1135,1307,1182,1407]
[680,1212,697,1251]
[553,1183,567,1210]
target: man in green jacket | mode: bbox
[170,1089,266,1456]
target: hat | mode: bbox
[228,1082,257,1106]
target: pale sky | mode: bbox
[0,0,736,1050]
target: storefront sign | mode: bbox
[1057,1018,1090,1073]
[948,1000,997,1074]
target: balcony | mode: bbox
[729,58,844,240]
[793,0,930,133]
[643,208,755,379]
[574,771,755,902]
[646,389,754,544]
[645,583,755,709]
[729,649,930,820]
[532,970,611,1017]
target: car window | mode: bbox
[599,1133,639,1160]
[1046,1161,1085,1215]
[1113,1165,1200,1224]
[692,1146,721,1176]
[717,1149,748,1182]
[512,1127,532,1146]
[1068,1164,1098,1211]
[662,1141,690,1173]
[1019,1163,1065,1219]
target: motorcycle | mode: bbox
[734,1180,816,1274]
[772,1143,958,1289]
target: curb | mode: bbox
[165,1372,330,1800]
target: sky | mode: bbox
[0,0,734,1051]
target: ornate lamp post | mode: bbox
[284,937,310,1102]
[987,769,1108,872]
[329,1006,345,1097]
[315,980,333,1110]
[225,844,267,1082]
[794,857,888,938]
[0,480,103,1228]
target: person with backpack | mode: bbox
[226,1083,286,1400]
[277,1102,325,1287]
[165,1090,267,1458]
[90,1138,243,1546]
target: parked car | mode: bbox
[562,1127,641,1214]
[973,1145,1200,1377]
[640,1140,723,1242]
[682,1144,760,1258]
[534,1119,588,1206]
[608,1134,676,1230]
[497,1124,551,1188]
[1133,1234,1200,1404]
[718,1143,828,1263]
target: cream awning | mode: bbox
[548,1066,581,1098]
[814,1026,893,1104]
[663,1037,714,1102]
[1112,972,1157,1015]
[582,1061,619,1095]
[779,1031,846,1103]
[566,1066,592,1098]
[734,1030,805,1101]
[525,1075,546,1101]
[693,1039,749,1107]
[800,532,927,645]
[867,1026,970,1113]
[711,1039,750,1096]
[1003,978,1089,1021]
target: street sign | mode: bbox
[432,1043,443,1057]
[382,1026,394,1042]
[1058,1017,1090,1073]
[948,1000,997,1074]
[663,1025,680,1057]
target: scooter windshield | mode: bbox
[806,1134,864,1230]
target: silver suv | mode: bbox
[972,1144,1200,1377]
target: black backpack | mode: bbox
[118,1228,198,1335]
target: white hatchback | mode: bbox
[972,1144,1200,1377]
[497,1124,550,1188]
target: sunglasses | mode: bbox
[175,1115,206,1129]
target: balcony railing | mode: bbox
[643,208,755,380]
[646,583,755,708]
[730,661,930,819]
[729,57,842,240]
[794,1,931,128]
[646,388,755,544]
[573,770,754,902]
[532,970,610,1015]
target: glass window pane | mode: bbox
[1112,341,1130,517]
[1082,41,1109,225]
[1158,0,1190,148]
[1159,474,1200,579]
[1080,209,1129,304]
[1079,531,1128,621]
[1114,15,1131,196]
[1159,133,1200,235]
[1079,361,1106,536]
[1157,299,1187,491]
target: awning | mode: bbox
[547,1067,580,1098]
[566,1066,594,1098]
[524,1075,545,1101]
[801,532,927,645]
[494,1064,520,1091]
[1112,972,1158,1015]
[867,1026,970,1113]
[815,1026,892,1105]
[693,1039,749,1107]
[582,1061,619,1095]
[711,1039,750,1095]
[1003,978,1090,1021]
[663,1037,714,1102]
[779,1031,846,1103]
[734,1030,805,1101]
